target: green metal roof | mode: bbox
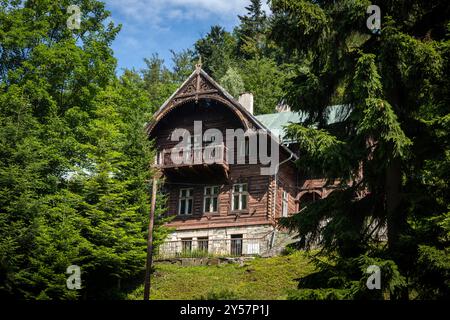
[254,105,349,143]
[255,111,305,142]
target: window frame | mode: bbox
[237,138,250,159]
[231,183,248,212]
[203,186,220,214]
[154,150,162,165]
[178,188,194,215]
[197,237,209,252]
[181,238,192,253]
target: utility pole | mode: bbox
[144,177,158,300]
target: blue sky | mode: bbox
[104,0,267,73]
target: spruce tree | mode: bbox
[271,0,450,299]
[236,0,268,58]
[194,26,237,79]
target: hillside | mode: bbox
[128,251,316,300]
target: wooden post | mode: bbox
[144,177,157,300]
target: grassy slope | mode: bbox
[127,251,315,300]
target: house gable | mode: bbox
[146,64,252,135]
[146,64,298,162]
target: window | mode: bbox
[204,136,218,161]
[232,183,248,211]
[299,192,321,211]
[189,134,203,163]
[247,242,260,255]
[178,188,193,215]
[155,150,162,165]
[282,191,289,217]
[181,238,192,253]
[197,237,208,252]
[238,138,249,158]
[204,186,219,213]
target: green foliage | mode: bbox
[235,0,268,59]
[170,49,197,83]
[198,289,239,300]
[272,0,450,299]
[192,17,288,115]
[219,67,245,98]
[414,245,450,298]
[0,0,167,300]
[241,57,287,114]
[288,254,406,300]
[127,251,316,300]
[284,124,352,179]
[281,244,297,256]
[140,54,179,111]
[195,26,237,80]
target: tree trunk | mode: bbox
[144,177,158,300]
[386,159,401,251]
[385,158,409,300]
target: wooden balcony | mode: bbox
[155,144,229,182]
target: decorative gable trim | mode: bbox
[145,65,252,134]
[145,65,298,161]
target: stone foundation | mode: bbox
[167,224,273,241]
[158,224,274,258]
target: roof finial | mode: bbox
[195,55,202,71]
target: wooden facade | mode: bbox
[146,65,329,256]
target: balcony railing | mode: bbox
[156,144,228,169]
[155,237,270,260]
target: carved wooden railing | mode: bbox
[156,144,228,168]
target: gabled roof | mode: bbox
[146,65,298,161]
[146,65,252,133]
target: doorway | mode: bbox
[230,234,243,256]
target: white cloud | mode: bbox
[106,0,256,26]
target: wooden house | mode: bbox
[146,65,332,257]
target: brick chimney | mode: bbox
[238,92,254,115]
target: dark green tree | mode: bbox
[170,49,196,83]
[194,25,237,79]
[0,0,119,299]
[0,0,167,299]
[241,57,287,114]
[141,54,178,111]
[75,73,169,299]
[271,0,450,299]
[235,0,268,58]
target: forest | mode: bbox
[0,0,449,300]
